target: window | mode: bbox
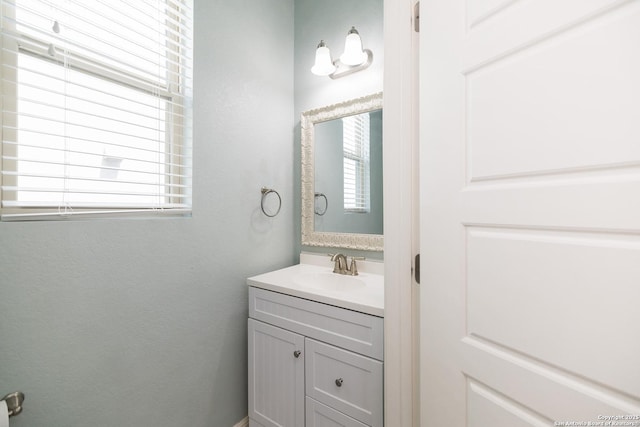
[342,113,370,213]
[0,0,193,220]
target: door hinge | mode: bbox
[414,1,420,32]
[414,253,420,284]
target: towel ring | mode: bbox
[2,391,25,418]
[261,187,281,217]
[314,192,328,216]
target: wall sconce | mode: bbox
[311,26,373,79]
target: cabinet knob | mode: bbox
[335,378,343,387]
[293,350,301,358]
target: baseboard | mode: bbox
[233,416,249,427]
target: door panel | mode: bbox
[420,0,640,425]
[467,380,551,427]
[467,2,640,180]
[464,0,633,69]
[462,338,640,419]
[467,227,640,397]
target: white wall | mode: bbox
[294,0,384,259]
[0,1,295,426]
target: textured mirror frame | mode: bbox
[301,92,383,251]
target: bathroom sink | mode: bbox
[246,254,384,316]
[293,272,366,292]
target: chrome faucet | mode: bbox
[330,253,362,276]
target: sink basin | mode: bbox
[246,254,384,316]
[293,272,366,292]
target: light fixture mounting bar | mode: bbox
[328,49,373,80]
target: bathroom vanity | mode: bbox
[247,255,384,427]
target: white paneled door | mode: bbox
[419,0,640,425]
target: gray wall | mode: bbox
[294,0,384,259]
[0,1,295,426]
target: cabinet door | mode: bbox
[248,319,304,427]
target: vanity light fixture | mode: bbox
[311,26,373,79]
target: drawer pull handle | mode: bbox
[293,350,301,358]
[335,378,343,387]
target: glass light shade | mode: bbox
[311,41,336,76]
[339,27,367,66]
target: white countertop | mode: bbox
[247,254,384,317]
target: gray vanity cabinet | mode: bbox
[248,286,384,427]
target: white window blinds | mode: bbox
[342,113,370,213]
[0,0,193,220]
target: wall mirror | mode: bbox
[301,92,383,251]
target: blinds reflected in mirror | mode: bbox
[342,113,370,213]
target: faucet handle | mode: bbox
[349,258,358,276]
[349,256,365,276]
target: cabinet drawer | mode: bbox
[249,287,384,360]
[305,339,383,427]
[306,397,368,427]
